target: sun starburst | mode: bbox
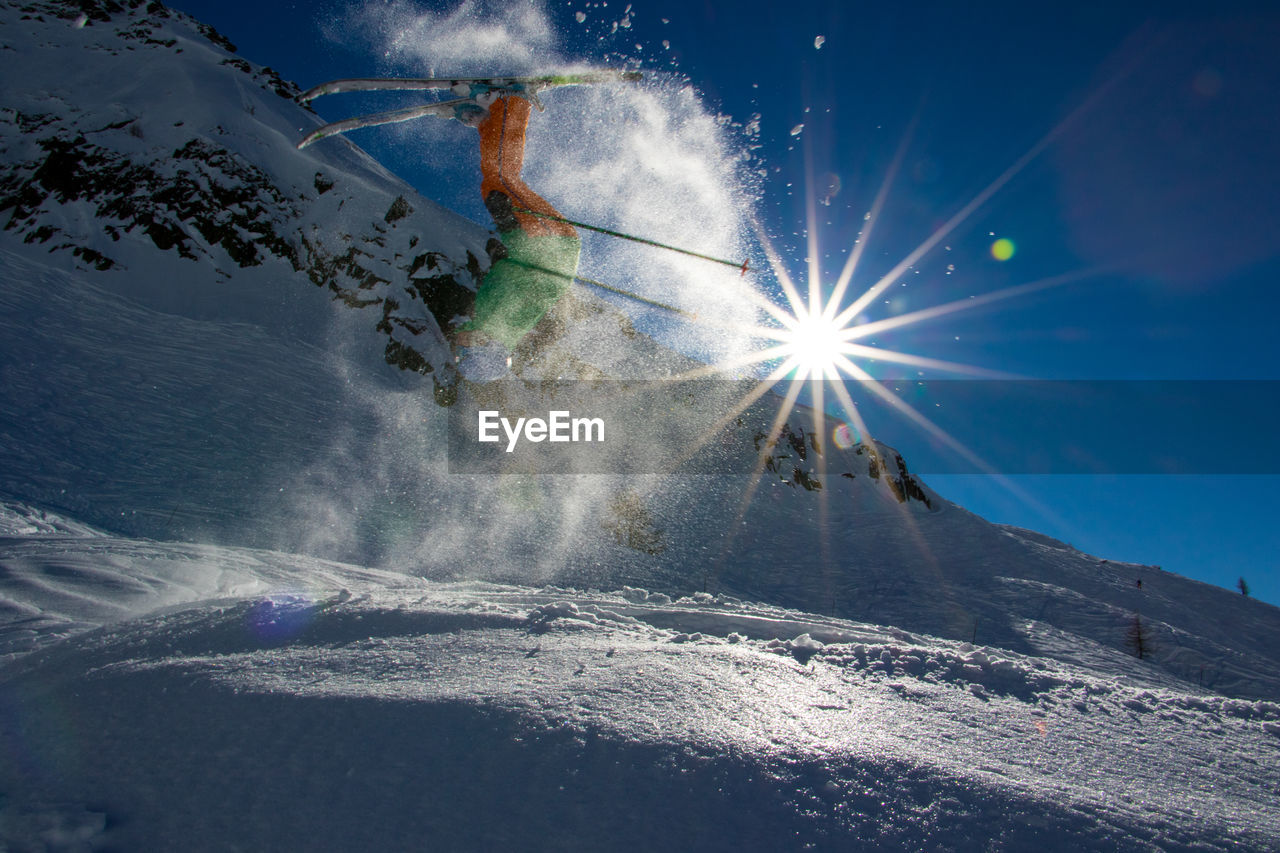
[639,78,1128,602]
[771,306,852,380]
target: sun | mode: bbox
[779,308,851,380]
[648,92,1114,596]
[658,115,1093,506]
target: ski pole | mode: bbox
[574,275,698,319]
[514,207,751,275]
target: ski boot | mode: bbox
[450,101,490,127]
[452,80,545,112]
[445,83,540,128]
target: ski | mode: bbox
[297,70,642,149]
[298,70,642,104]
[298,98,480,149]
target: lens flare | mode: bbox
[991,238,1016,261]
[833,422,857,450]
[246,594,317,644]
[781,309,851,379]
[656,74,1122,595]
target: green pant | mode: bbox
[464,230,581,351]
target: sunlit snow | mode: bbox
[1,2,1278,851]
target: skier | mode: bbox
[451,91,580,366]
[297,71,644,386]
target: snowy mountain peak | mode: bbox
[2,0,493,395]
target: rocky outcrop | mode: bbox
[0,0,493,391]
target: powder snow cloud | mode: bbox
[328,0,561,75]
[326,0,763,367]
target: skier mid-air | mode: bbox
[298,73,638,381]
[452,91,580,361]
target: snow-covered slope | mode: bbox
[1,0,492,393]
[0,500,425,661]
[3,3,1280,848]
[2,0,1279,703]
[8,234,1274,702]
[2,522,1278,851]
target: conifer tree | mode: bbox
[1126,612,1151,660]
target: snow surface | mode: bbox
[2,514,1279,850]
[3,2,1280,849]
[8,237,1276,707]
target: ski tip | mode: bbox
[621,71,644,82]
[298,79,348,103]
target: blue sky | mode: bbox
[170,0,1280,604]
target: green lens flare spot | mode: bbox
[991,238,1016,261]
